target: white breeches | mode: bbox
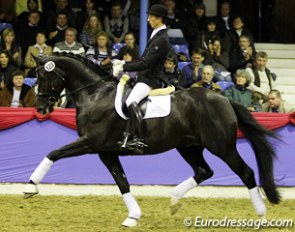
[126,82,152,107]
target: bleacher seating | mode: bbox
[255,43,295,108]
[112,43,125,56]
[24,78,37,87]
[0,23,13,33]
[172,44,190,61]
[217,81,234,92]
[177,61,190,71]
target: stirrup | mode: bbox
[118,132,131,150]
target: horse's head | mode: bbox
[35,56,66,114]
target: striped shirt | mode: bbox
[53,41,85,57]
[86,46,110,65]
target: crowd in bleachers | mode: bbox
[0,0,294,113]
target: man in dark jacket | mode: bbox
[113,4,171,153]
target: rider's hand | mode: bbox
[112,59,125,77]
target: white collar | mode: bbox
[150,25,167,39]
[34,43,47,49]
[65,41,76,47]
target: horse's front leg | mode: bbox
[23,136,92,198]
[99,153,141,227]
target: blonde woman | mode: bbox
[24,31,52,77]
[0,28,22,67]
[79,14,103,49]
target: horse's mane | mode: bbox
[50,52,112,79]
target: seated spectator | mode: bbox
[119,48,138,79]
[116,32,139,60]
[79,14,103,49]
[48,12,69,47]
[0,0,15,23]
[207,38,231,81]
[199,17,220,51]
[179,48,206,88]
[0,50,18,89]
[45,0,76,31]
[164,0,187,44]
[76,0,101,33]
[215,1,234,38]
[191,65,222,93]
[223,15,255,55]
[164,53,181,87]
[24,31,52,77]
[262,89,294,113]
[0,28,22,67]
[223,69,261,111]
[104,1,129,43]
[85,31,111,66]
[246,51,275,99]
[17,10,45,60]
[16,0,44,31]
[53,27,85,56]
[0,70,36,107]
[230,35,254,72]
[15,0,42,16]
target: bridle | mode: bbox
[35,64,103,105]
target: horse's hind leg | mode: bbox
[214,147,266,217]
[99,153,140,227]
[171,146,213,214]
[23,136,92,198]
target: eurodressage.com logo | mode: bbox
[183,216,293,230]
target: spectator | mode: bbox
[191,65,222,93]
[0,0,15,23]
[53,27,85,56]
[223,69,261,111]
[16,0,44,31]
[0,50,18,89]
[207,38,231,81]
[17,10,45,60]
[48,12,68,47]
[120,48,138,79]
[24,31,52,77]
[0,28,22,67]
[116,32,139,60]
[79,14,103,49]
[246,51,275,98]
[76,0,101,33]
[199,17,220,51]
[223,15,255,55]
[179,48,206,88]
[104,1,129,43]
[164,53,181,87]
[215,1,234,38]
[230,35,254,73]
[85,30,111,66]
[262,89,294,113]
[45,0,76,31]
[0,70,36,107]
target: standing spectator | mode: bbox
[17,10,45,60]
[48,12,68,47]
[79,14,103,49]
[0,50,18,89]
[164,53,181,87]
[230,35,254,73]
[246,51,275,98]
[53,27,85,56]
[223,69,259,110]
[85,31,111,66]
[24,31,52,77]
[0,0,15,23]
[179,48,206,88]
[104,1,129,43]
[215,1,234,38]
[45,0,76,31]
[262,90,294,113]
[0,28,22,67]
[0,70,36,107]
[191,65,222,93]
[76,0,101,33]
[116,32,139,60]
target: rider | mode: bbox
[112,4,172,153]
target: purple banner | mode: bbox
[0,120,294,186]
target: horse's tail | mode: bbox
[229,100,281,204]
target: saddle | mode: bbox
[115,74,175,120]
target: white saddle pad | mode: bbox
[115,83,171,120]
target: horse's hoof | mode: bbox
[121,217,138,227]
[170,198,182,215]
[23,184,39,199]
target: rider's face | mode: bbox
[148,14,163,29]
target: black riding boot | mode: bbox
[119,102,148,153]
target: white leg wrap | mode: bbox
[30,157,53,184]
[171,177,197,202]
[122,192,141,219]
[249,187,267,216]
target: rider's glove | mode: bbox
[112,59,125,77]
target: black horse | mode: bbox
[24,53,280,227]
